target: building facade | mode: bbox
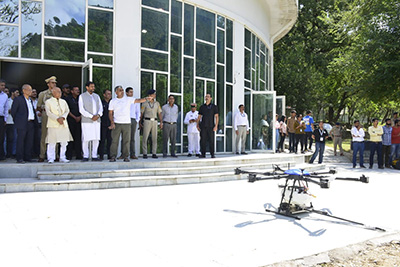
[0,0,297,154]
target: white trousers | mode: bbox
[47,142,68,161]
[188,132,200,154]
[82,140,99,159]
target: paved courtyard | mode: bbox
[0,149,399,266]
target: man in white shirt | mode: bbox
[234,104,249,155]
[78,81,103,161]
[351,120,366,168]
[126,87,141,160]
[184,103,200,157]
[108,86,149,162]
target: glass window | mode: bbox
[21,1,42,59]
[226,19,233,49]
[88,9,113,53]
[173,94,182,144]
[89,0,113,9]
[142,8,169,51]
[245,80,251,89]
[195,79,204,106]
[255,56,260,90]
[252,94,273,151]
[184,4,194,56]
[252,70,256,90]
[141,71,154,98]
[226,128,232,152]
[226,84,232,126]
[217,65,224,130]
[196,8,215,43]
[196,42,215,79]
[217,29,224,63]
[0,25,18,57]
[88,54,113,65]
[171,0,182,34]
[170,35,182,93]
[217,136,224,152]
[45,0,85,39]
[217,15,225,28]
[156,73,168,106]
[265,62,269,90]
[226,50,233,83]
[142,0,169,12]
[183,58,194,117]
[44,39,84,62]
[260,52,266,82]
[206,81,215,100]
[244,90,251,149]
[93,66,112,95]
[244,29,251,49]
[0,0,19,24]
[141,50,168,71]
[244,49,251,81]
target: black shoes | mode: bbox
[123,158,130,162]
[92,158,102,161]
[143,154,148,159]
[109,157,116,162]
[152,154,158,159]
[81,158,89,162]
[187,154,192,157]
[241,152,247,155]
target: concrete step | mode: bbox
[37,161,296,180]
[0,153,306,179]
[0,164,326,194]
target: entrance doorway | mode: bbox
[0,61,81,93]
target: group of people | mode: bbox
[0,77,225,163]
[351,114,400,169]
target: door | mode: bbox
[251,91,276,152]
[276,95,286,118]
[81,58,93,92]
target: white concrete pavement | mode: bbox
[0,159,399,266]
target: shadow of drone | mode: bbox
[224,203,327,237]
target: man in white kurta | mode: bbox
[78,82,103,161]
[45,87,73,163]
[183,103,200,157]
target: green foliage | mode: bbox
[274,0,400,123]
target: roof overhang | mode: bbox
[266,0,298,43]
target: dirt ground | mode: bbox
[319,240,400,267]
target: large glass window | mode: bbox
[45,0,85,39]
[0,0,19,24]
[141,0,233,153]
[0,26,18,57]
[252,93,274,151]
[88,9,113,53]
[21,1,42,59]
[44,39,85,62]
[141,8,169,51]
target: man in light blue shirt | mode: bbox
[0,79,9,160]
[303,110,314,152]
[162,95,179,158]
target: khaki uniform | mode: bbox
[141,100,162,155]
[331,126,344,155]
[37,89,53,159]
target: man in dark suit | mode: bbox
[11,84,38,163]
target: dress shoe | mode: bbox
[378,166,384,169]
[123,158,130,162]
[340,153,344,156]
[163,154,167,158]
[211,155,216,158]
[196,154,201,157]
[48,160,54,164]
[109,157,116,162]
[241,152,247,155]
[143,154,148,159]
[171,155,178,158]
[130,155,138,160]
[152,154,158,159]
[81,158,89,162]
[24,159,35,163]
[60,158,70,163]
[38,158,45,162]
[92,158,102,161]
[17,160,25,164]
[235,152,239,155]
[369,166,373,169]
[199,155,205,158]
[55,158,59,162]
[187,154,192,157]
[360,165,366,168]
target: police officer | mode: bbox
[140,89,162,159]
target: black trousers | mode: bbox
[305,131,313,150]
[382,145,391,167]
[5,123,15,157]
[16,122,34,161]
[295,134,305,153]
[278,133,286,151]
[0,116,5,159]
[200,127,215,156]
[99,126,112,159]
[66,119,82,159]
[288,132,295,152]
